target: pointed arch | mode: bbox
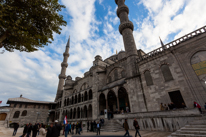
[78,93,81,103]
[107,90,117,112]
[84,91,88,101]
[99,93,106,115]
[89,89,93,100]
[118,87,130,112]
[88,104,92,118]
[161,64,173,81]
[13,111,20,118]
[21,110,27,116]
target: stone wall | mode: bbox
[5,104,50,127]
[115,108,202,132]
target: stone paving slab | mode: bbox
[0,127,172,137]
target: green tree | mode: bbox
[0,0,67,52]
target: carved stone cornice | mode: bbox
[117,5,129,18]
[119,21,134,34]
[61,62,68,67]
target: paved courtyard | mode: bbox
[0,127,172,137]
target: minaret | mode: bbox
[115,0,139,77]
[55,36,70,101]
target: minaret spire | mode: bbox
[115,0,138,77]
[55,36,70,101]
[159,37,166,50]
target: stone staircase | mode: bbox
[101,119,124,132]
[0,121,5,127]
[169,116,206,137]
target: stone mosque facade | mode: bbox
[54,0,206,131]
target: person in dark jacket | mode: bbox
[32,123,38,137]
[123,119,129,137]
[13,123,19,136]
[71,123,75,135]
[23,124,29,135]
[75,122,79,134]
[87,121,90,132]
[93,121,96,132]
[133,118,141,137]
[96,121,101,135]
[46,123,53,137]
[27,123,32,137]
[51,123,59,137]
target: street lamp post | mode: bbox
[36,112,40,123]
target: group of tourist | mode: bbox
[160,101,206,114]
[17,123,47,137]
[62,121,83,137]
[160,102,187,111]
[86,118,104,133]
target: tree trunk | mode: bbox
[0,32,8,48]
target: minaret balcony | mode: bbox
[61,62,68,67]
[63,53,70,57]
[59,74,66,79]
[117,5,129,18]
[119,21,134,34]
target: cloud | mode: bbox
[133,0,206,52]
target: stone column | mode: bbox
[117,96,120,111]
[106,99,108,110]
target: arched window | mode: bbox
[114,69,118,80]
[67,98,69,106]
[75,95,77,104]
[72,96,74,105]
[78,94,81,103]
[82,94,84,102]
[84,91,88,101]
[89,90,92,100]
[64,99,66,106]
[21,110,27,116]
[19,104,22,108]
[161,64,173,81]
[144,70,154,86]
[121,70,125,78]
[13,111,20,118]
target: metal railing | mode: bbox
[138,25,206,62]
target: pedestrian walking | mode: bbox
[64,123,69,137]
[96,121,101,135]
[71,123,75,135]
[78,122,81,135]
[46,123,53,137]
[27,123,32,137]
[32,123,38,137]
[23,124,29,135]
[93,121,96,132]
[51,122,59,137]
[123,119,129,137]
[62,124,65,135]
[75,122,79,134]
[194,101,203,113]
[12,123,19,136]
[87,121,90,132]
[133,118,141,137]
[39,125,46,137]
